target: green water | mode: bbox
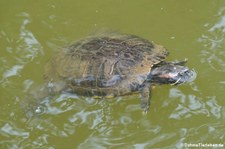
[0,0,224,148]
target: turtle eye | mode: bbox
[180,69,190,76]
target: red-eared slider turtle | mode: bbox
[28,33,195,114]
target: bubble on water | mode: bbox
[35,107,42,114]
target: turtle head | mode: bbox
[148,63,196,85]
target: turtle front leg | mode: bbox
[140,83,152,114]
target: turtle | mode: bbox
[29,33,195,114]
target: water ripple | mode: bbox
[199,8,225,72]
[0,12,43,86]
[168,88,223,120]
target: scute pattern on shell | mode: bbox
[44,33,169,93]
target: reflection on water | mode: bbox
[1,123,29,138]
[0,12,43,86]
[168,88,223,119]
[199,8,225,72]
[2,65,23,79]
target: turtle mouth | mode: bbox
[168,69,197,85]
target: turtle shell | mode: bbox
[44,33,168,96]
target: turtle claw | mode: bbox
[142,109,148,115]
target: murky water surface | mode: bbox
[0,1,224,148]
